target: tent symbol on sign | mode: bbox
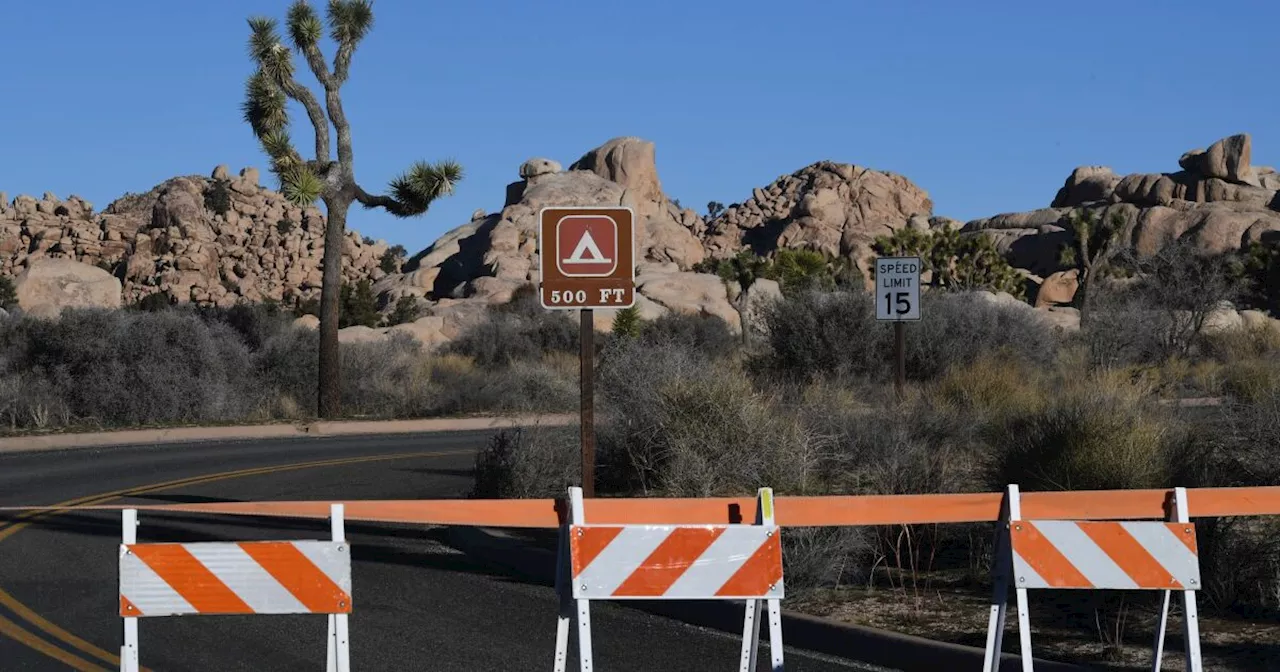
[556,215,619,277]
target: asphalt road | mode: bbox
[0,430,893,671]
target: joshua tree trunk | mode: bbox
[318,193,351,418]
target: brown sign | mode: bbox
[538,206,635,310]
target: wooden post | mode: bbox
[580,308,596,498]
[895,321,905,402]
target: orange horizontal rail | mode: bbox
[4,486,1280,528]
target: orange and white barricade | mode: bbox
[117,504,353,672]
[552,486,786,671]
[983,485,1203,671]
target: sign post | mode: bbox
[539,207,636,498]
[874,256,921,401]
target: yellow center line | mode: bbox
[0,613,106,672]
[0,448,475,669]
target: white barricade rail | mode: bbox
[117,504,353,672]
[983,485,1203,672]
[553,486,786,672]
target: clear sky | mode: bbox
[2,1,1276,255]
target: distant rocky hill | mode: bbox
[965,133,1280,277]
[1,165,390,311]
[4,132,1277,341]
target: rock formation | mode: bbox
[374,137,742,338]
[965,133,1280,279]
[700,161,942,278]
[13,257,122,318]
[0,166,390,308]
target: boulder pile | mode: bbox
[0,165,390,312]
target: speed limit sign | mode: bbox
[875,256,921,321]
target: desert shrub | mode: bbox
[694,248,861,297]
[596,337,825,497]
[610,305,641,338]
[766,248,863,294]
[1201,324,1280,363]
[761,289,1057,383]
[1173,388,1280,614]
[0,372,69,430]
[873,227,1025,298]
[338,332,436,417]
[131,291,176,312]
[781,527,874,595]
[985,372,1181,492]
[928,354,1047,424]
[380,244,407,274]
[0,275,15,310]
[469,426,579,499]
[255,324,319,415]
[276,218,294,235]
[0,308,258,426]
[638,311,736,358]
[759,289,883,382]
[203,179,231,216]
[385,294,423,326]
[429,357,577,415]
[1220,358,1280,404]
[1079,300,1174,368]
[444,309,578,368]
[193,301,293,351]
[339,279,380,328]
[903,292,1059,380]
[1235,239,1280,313]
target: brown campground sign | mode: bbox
[538,206,636,310]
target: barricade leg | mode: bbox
[1173,488,1202,672]
[740,487,783,671]
[554,523,572,672]
[568,487,594,671]
[1150,487,1203,672]
[739,599,762,671]
[328,504,350,672]
[982,486,1014,672]
[553,487,593,671]
[765,597,784,671]
[120,509,139,672]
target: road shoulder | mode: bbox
[0,414,576,454]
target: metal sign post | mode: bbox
[539,207,636,498]
[874,256,921,400]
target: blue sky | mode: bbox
[2,1,1276,254]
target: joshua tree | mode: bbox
[241,0,462,418]
[1060,208,1124,326]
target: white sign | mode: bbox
[875,256,921,321]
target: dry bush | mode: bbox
[469,425,579,499]
[637,311,738,358]
[428,356,577,416]
[337,332,436,417]
[596,337,830,497]
[758,289,1059,384]
[928,354,1047,423]
[984,371,1182,492]
[1220,358,1280,404]
[443,308,578,368]
[1201,323,1280,363]
[0,308,259,427]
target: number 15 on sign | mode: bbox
[875,256,921,322]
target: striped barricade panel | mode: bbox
[1010,520,1200,590]
[569,524,784,600]
[119,540,352,617]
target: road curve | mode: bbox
[0,431,892,671]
